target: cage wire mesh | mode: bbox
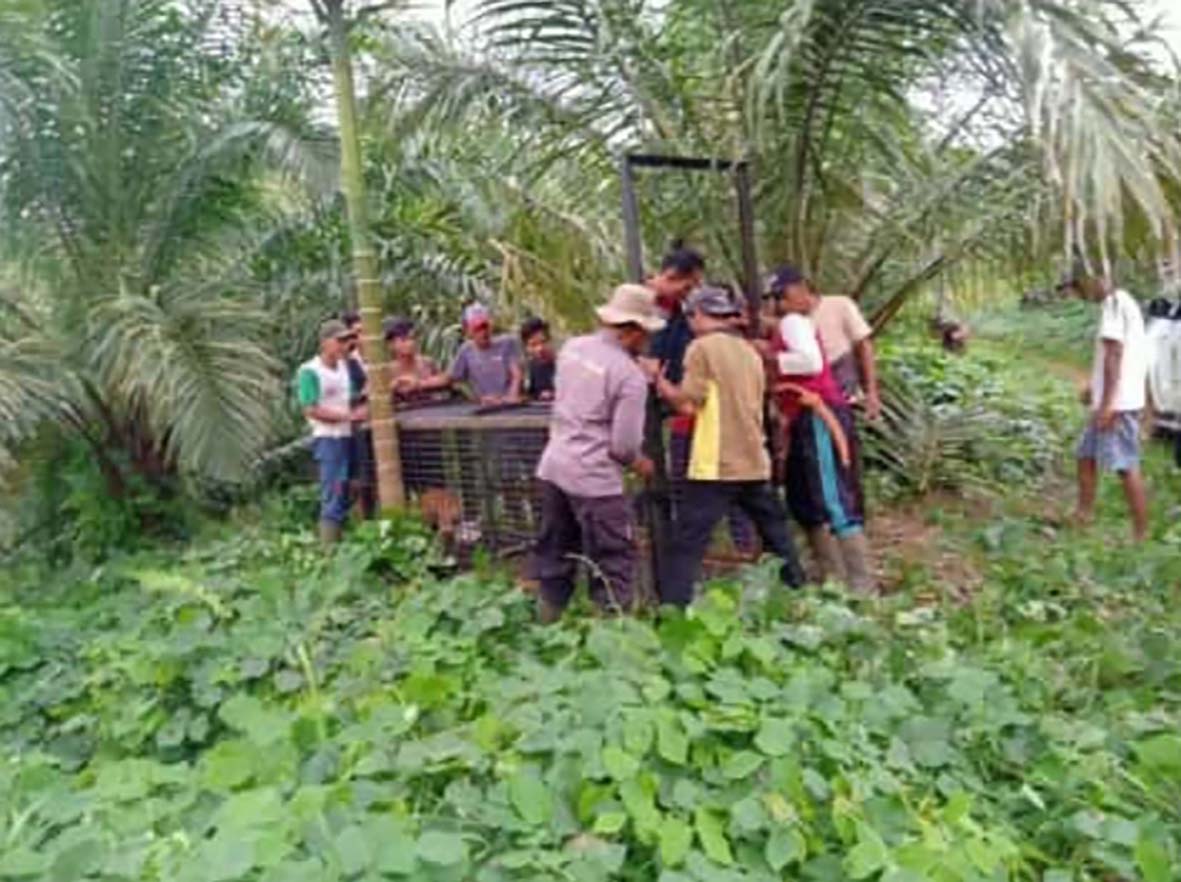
[297,398,762,591]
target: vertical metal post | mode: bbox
[620,157,645,282]
[734,161,761,338]
[620,155,668,603]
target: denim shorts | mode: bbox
[1076,411,1141,472]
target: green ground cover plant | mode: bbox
[865,341,1074,500]
[2,456,1178,881]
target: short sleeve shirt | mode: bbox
[449,335,521,400]
[813,296,871,395]
[813,296,872,363]
[1091,289,1148,412]
[295,356,353,438]
[681,332,770,481]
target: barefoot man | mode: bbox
[1065,272,1150,542]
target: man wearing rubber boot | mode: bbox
[296,319,366,546]
[767,267,876,593]
[532,285,662,622]
[645,287,807,606]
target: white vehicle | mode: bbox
[1146,298,1181,435]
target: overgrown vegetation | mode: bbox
[865,341,1073,500]
[2,442,1179,881]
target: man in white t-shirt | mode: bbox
[296,319,366,545]
[1067,274,1150,541]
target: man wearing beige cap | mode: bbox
[532,284,665,622]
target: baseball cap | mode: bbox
[383,316,415,340]
[462,303,491,328]
[766,265,807,298]
[319,318,350,342]
[595,284,666,333]
[686,285,741,317]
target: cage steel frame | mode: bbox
[377,154,764,593]
[619,152,762,588]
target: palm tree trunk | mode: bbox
[321,0,404,511]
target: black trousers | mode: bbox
[533,481,638,614]
[661,480,805,607]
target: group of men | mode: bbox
[294,246,882,612]
[296,307,556,544]
[533,248,883,620]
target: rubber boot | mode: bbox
[319,520,342,548]
[838,531,876,594]
[806,527,846,585]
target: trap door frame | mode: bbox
[618,153,761,592]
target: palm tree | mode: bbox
[309,0,406,511]
[0,0,327,497]
[368,0,1181,324]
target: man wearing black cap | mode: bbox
[645,287,806,605]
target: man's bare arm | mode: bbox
[854,337,881,420]
[1096,338,1123,429]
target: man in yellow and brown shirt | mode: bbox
[646,287,806,606]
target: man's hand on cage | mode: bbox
[631,456,655,481]
[392,375,419,394]
[351,405,369,422]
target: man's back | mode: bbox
[813,295,871,394]
[682,331,770,481]
[537,331,647,497]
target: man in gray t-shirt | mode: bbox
[447,304,523,404]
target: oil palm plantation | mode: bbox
[367,0,1181,321]
[0,0,329,498]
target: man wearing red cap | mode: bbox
[446,304,523,405]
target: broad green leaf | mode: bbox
[765,827,805,871]
[602,746,640,781]
[218,694,290,746]
[509,769,553,826]
[694,808,732,866]
[623,713,653,757]
[754,718,795,757]
[845,826,890,880]
[416,832,467,867]
[656,714,689,765]
[620,779,661,832]
[1135,836,1172,882]
[728,796,768,835]
[593,813,628,835]
[659,817,693,867]
[1,848,50,877]
[334,825,373,877]
[368,819,416,876]
[203,833,256,881]
[721,751,764,780]
[213,787,284,834]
